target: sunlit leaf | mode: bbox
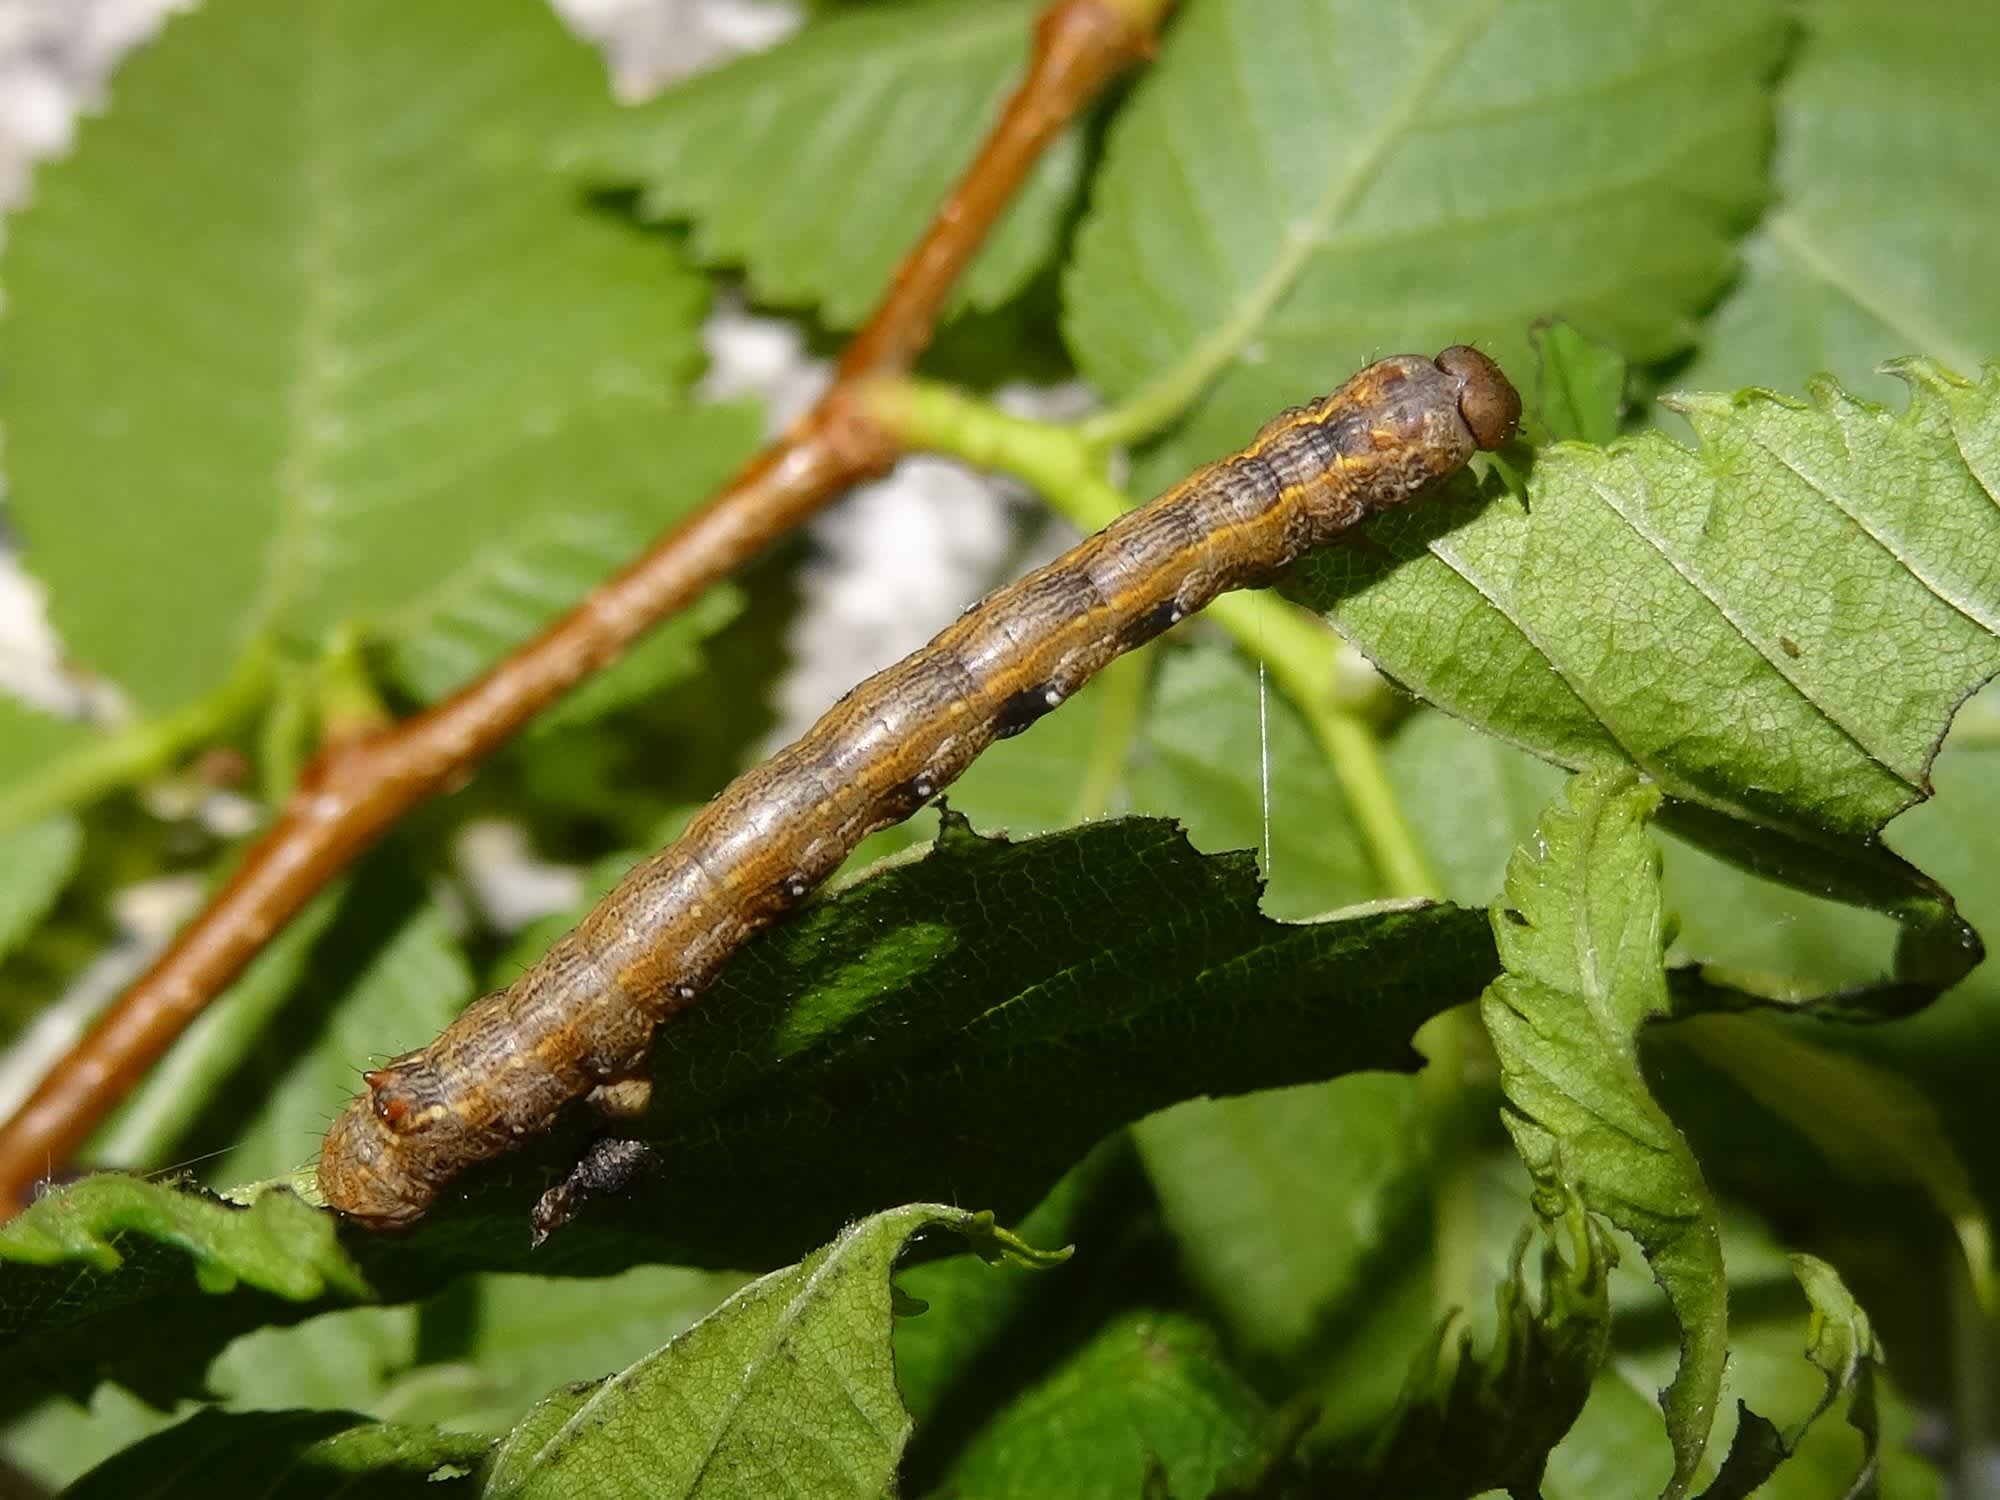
[1679,0,2000,402]
[483,1204,1062,1500]
[1314,363,2000,1011]
[1065,0,1781,490]
[568,0,1083,327]
[1,0,711,715]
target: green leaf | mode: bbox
[1680,0,2000,404]
[1128,644,1374,918]
[567,0,1084,327]
[1310,363,2000,1008]
[1134,1075,1431,1362]
[1064,0,1781,485]
[376,399,761,724]
[1483,766,1723,1499]
[483,1204,1060,1499]
[1672,1013,1992,1308]
[0,700,89,964]
[1527,323,1630,446]
[0,1177,369,1406]
[2,0,710,716]
[1542,1198,1939,1500]
[935,1310,1269,1500]
[351,813,1497,1291]
[1694,1256,1886,1500]
[62,1408,489,1498]
[1334,1190,1614,1500]
[891,1141,1137,1428]
[0,813,1500,1404]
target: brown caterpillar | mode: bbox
[318,347,1520,1229]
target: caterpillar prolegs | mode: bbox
[317,347,1520,1230]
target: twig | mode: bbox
[0,0,1173,1218]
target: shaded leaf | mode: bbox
[859,638,1376,919]
[1065,0,1781,490]
[1483,766,1723,1498]
[1542,1198,1939,1500]
[0,815,80,968]
[0,1178,368,1405]
[352,812,1496,1291]
[1334,1189,1614,1500]
[4,814,1500,1405]
[0,1381,188,1493]
[88,861,475,1191]
[63,1408,489,1498]
[892,1149,1206,1500]
[1695,1256,1885,1500]
[88,886,346,1173]
[1312,363,2000,1011]
[484,1204,1062,1500]
[214,891,474,1189]
[1128,644,1373,918]
[387,1263,747,1437]
[1680,0,2000,403]
[1134,1075,1430,1363]
[568,0,1084,327]
[1673,1013,1991,1307]
[935,1310,1269,1500]
[2,0,710,715]
[1386,708,1568,909]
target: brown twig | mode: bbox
[0,0,1172,1218]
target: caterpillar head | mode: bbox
[1435,344,1521,450]
[316,1058,457,1229]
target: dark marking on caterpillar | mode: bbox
[317,347,1520,1231]
[1114,597,1188,654]
[990,682,1064,739]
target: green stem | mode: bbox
[316,622,393,740]
[258,662,317,807]
[0,643,276,833]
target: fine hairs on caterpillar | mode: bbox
[318,346,1521,1232]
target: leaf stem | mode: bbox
[0,643,276,834]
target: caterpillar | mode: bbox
[317,346,1520,1230]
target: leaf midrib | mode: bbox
[1104,0,1504,426]
[525,1214,916,1493]
[255,0,343,655]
